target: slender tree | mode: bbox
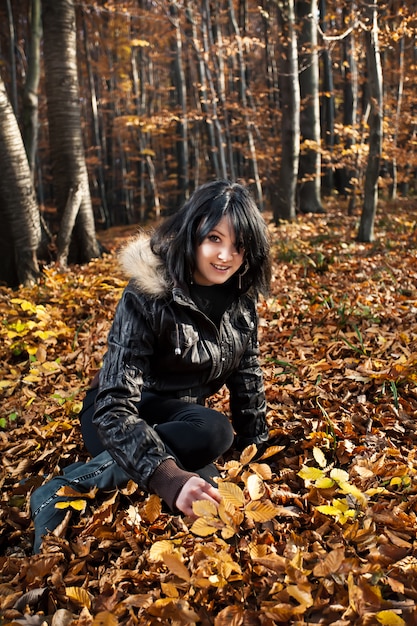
[42,0,100,265]
[22,0,42,177]
[319,0,335,194]
[296,0,323,213]
[273,0,300,221]
[169,1,189,206]
[227,0,263,208]
[357,0,383,242]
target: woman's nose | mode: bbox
[218,246,234,261]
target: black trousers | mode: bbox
[79,387,235,474]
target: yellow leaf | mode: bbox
[40,360,60,373]
[149,540,175,562]
[313,446,327,468]
[245,500,279,522]
[315,477,335,489]
[218,500,243,528]
[258,444,285,460]
[65,586,91,609]
[239,444,258,465]
[390,476,403,487]
[190,517,219,537]
[143,494,162,523]
[298,465,324,481]
[162,553,191,582]
[330,468,349,483]
[23,374,42,384]
[221,525,236,540]
[14,298,38,313]
[55,499,86,512]
[376,610,406,625]
[218,481,245,507]
[249,543,269,559]
[249,462,272,480]
[316,504,343,517]
[92,611,119,626]
[338,481,367,506]
[366,487,387,496]
[193,499,218,517]
[223,459,242,478]
[147,598,199,621]
[246,473,266,500]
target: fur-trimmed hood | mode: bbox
[119,234,170,297]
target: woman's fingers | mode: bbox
[175,476,221,516]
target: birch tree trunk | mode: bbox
[0,74,41,286]
[42,0,100,264]
[296,0,323,213]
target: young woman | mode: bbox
[31,180,271,552]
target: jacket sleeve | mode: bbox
[92,286,173,490]
[226,316,269,451]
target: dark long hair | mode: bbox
[150,180,271,296]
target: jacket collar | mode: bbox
[119,235,170,297]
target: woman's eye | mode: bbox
[208,234,220,242]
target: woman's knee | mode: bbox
[202,409,235,454]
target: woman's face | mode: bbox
[193,215,245,286]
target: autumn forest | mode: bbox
[1,0,417,285]
[1,1,417,625]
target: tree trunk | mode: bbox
[212,0,236,181]
[390,34,405,200]
[82,11,109,226]
[22,0,42,177]
[186,2,222,180]
[357,0,383,242]
[0,74,41,287]
[342,3,359,209]
[6,0,18,114]
[319,0,335,195]
[273,0,300,222]
[227,0,263,208]
[42,0,100,263]
[170,1,189,206]
[296,0,323,213]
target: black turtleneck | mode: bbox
[189,276,239,327]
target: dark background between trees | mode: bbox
[0,0,416,287]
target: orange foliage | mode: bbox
[1,200,417,624]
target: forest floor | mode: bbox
[1,197,417,626]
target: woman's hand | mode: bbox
[175,475,221,517]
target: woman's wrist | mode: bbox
[148,458,197,510]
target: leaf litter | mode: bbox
[1,201,417,625]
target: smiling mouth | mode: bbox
[212,264,230,271]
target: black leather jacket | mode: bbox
[92,236,268,490]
